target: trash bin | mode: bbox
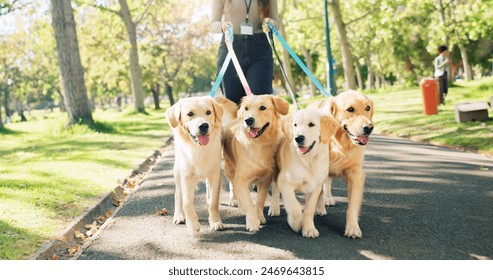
[419,78,438,115]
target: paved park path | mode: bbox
[78,135,493,260]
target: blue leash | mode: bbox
[267,22,331,97]
[209,52,232,97]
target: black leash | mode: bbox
[266,31,300,111]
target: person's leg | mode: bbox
[245,37,274,95]
[218,38,245,104]
[437,76,445,104]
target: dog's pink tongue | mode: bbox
[197,135,209,145]
[298,146,309,154]
[248,128,260,138]
[358,135,369,145]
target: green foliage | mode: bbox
[0,108,170,259]
[369,77,493,154]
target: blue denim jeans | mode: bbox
[217,33,274,104]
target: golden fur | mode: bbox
[310,90,374,238]
[274,109,338,238]
[165,96,224,237]
[223,95,289,232]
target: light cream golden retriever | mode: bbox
[310,90,374,238]
[223,95,289,232]
[165,96,224,237]
[275,108,337,238]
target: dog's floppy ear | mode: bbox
[368,98,374,118]
[165,101,181,128]
[271,96,290,116]
[320,115,338,144]
[328,97,337,116]
[211,98,224,124]
[215,96,237,117]
[280,114,293,135]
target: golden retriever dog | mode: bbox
[223,95,289,232]
[275,109,337,238]
[165,96,224,237]
[310,89,374,238]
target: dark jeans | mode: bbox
[217,33,273,104]
[437,72,448,103]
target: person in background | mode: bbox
[434,45,450,105]
[211,0,279,105]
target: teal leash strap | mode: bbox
[209,52,232,97]
[267,22,331,97]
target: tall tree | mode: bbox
[89,0,153,113]
[328,0,356,90]
[50,0,93,125]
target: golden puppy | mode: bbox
[310,90,374,238]
[223,95,289,232]
[165,96,224,237]
[275,109,337,238]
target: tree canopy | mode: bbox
[0,0,492,122]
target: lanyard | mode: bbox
[244,0,252,22]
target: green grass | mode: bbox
[367,78,493,154]
[0,106,170,259]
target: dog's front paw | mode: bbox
[259,213,267,225]
[186,219,201,237]
[268,205,280,216]
[209,221,224,231]
[287,214,302,233]
[173,213,185,224]
[315,204,327,216]
[325,196,336,206]
[344,224,362,239]
[246,216,261,232]
[302,227,319,238]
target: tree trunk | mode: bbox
[151,83,161,110]
[165,82,174,106]
[277,0,293,96]
[330,0,356,90]
[366,41,374,90]
[437,0,452,81]
[301,45,316,96]
[15,99,27,122]
[51,0,93,125]
[3,90,10,122]
[354,62,363,90]
[118,0,146,113]
[458,43,472,80]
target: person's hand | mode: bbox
[262,18,275,33]
[221,21,233,33]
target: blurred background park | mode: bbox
[0,0,492,259]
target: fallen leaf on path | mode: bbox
[155,208,168,216]
[74,230,86,243]
[67,245,79,256]
[113,198,123,207]
[97,211,112,223]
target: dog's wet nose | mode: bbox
[245,117,255,126]
[199,123,209,134]
[295,135,305,145]
[363,124,374,135]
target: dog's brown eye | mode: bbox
[347,107,355,113]
[187,112,194,117]
[260,105,267,111]
[294,123,297,127]
[308,122,315,127]
[206,110,211,115]
[245,107,249,111]
[365,106,371,111]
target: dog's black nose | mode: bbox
[295,135,305,144]
[363,124,374,135]
[245,117,255,126]
[199,123,209,133]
